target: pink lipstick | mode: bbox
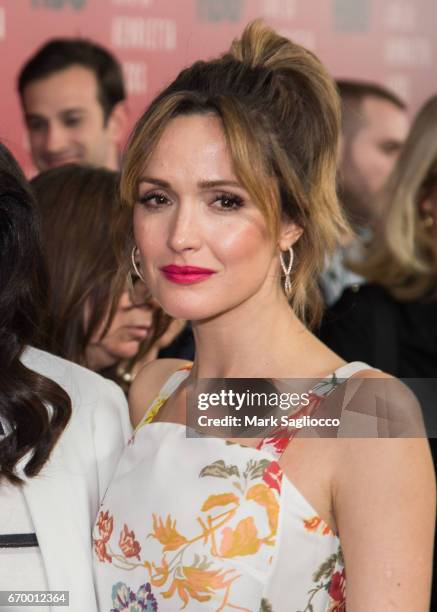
[160,264,215,284]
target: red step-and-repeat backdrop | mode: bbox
[1,0,436,175]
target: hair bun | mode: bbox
[229,19,310,71]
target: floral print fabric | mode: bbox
[93,364,366,611]
[95,451,280,611]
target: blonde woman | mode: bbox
[93,23,434,611]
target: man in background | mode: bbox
[17,38,127,172]
[321,80,410,305]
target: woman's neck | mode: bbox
[190,288,341,380]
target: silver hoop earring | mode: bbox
[131,246,147,284]
[279,246,293,295]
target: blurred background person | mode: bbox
[31,164,186,393]
[338,80,409,229]
[319,94,437,373]
[321,80,410,305]
[319,95,437,608]
[0,142,130,610]
[17,38,127,172]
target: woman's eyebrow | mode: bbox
[139,177,170,188]
[198,179,241,188]
[139,178,242,189]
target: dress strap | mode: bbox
[138,364,192,427]
[256,361,373,460]
[157,365,192,398]
[333,361,374,377]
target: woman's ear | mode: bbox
[278,220,303,251]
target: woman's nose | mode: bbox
[167,201,202,253]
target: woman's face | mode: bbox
[86,284,156,371]
[133,113,298,321]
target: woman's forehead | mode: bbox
[141,114,237,185]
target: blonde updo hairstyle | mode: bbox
[121,20,349,327]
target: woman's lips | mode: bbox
[160,264,215,284]
[126,326,151,339]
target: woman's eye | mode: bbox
[138,192,170,208]
[213,194,244,211]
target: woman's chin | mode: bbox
[121,342,145,359]
[104,341,143,364]
[161,304,214,322]
[153,284,241,323]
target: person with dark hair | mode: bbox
[321,79,410,305]
[0,143,131,610]
[17,38,127,172]
[31,164,184,393]
[92,22,434,611]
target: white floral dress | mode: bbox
[93,362,369,611]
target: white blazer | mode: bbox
[17,347,132,611]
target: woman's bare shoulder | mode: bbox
[333,368,431,496]
[342,368,426,436]
[129,358,191,427]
